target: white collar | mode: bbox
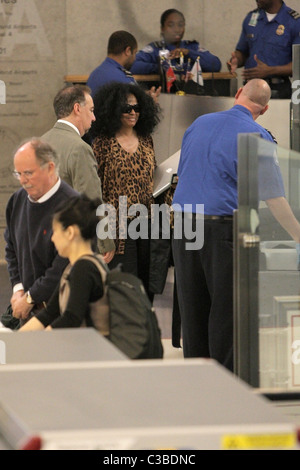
[57,119,80,135]
[28,177,61,203]
[266,12,277,21]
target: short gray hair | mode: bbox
[14,137,59,172]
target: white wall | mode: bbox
[66,0,300,83]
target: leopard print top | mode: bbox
[92,135,156,254]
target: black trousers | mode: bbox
[269,80,291,99]
[109,234,154,303]
[172,216,234,372]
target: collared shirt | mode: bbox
[87,57,136,96]
[236,2,300,69]
[28,177,61,203]
[172,105,285,215]
[57,119,80,135]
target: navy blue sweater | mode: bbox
[5,181,78,304]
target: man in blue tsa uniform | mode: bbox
[130,8,221,77]
[228,0,300,98]
[87,31,138,97]
[172,79,300,372]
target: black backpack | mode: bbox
[59,254,164,360]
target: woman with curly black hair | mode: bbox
[90,82,161,302]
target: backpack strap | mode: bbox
[59,262,73,314]
[58,254,110,336]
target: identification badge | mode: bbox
[276,24,285,35]
[248,12,259,27]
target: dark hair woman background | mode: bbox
[19,194,107,332]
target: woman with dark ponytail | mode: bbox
[19,194,107,331]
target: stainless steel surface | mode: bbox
[153,95,233,165]
[0,359,297,450]
[241,233,260,248]
[0,328,127,365]
[234,134,260,386]
[152,94,291,166]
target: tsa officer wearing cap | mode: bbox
[227,0,300,98]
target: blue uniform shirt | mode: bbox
[172,105,285,215]
[130,39,221,75]
[87,57,136,96]
[236,2,300,69]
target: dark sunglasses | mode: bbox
[122,104,140,114]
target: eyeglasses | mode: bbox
[121,104,140,114]
[12,163,48,180]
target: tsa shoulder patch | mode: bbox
[153,41,164,48]
[143,45,154,53]
[288,9,300,20]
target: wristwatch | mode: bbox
[26,291,35,305]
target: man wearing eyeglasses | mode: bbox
[2,138,78,329]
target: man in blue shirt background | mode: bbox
[172,78,300,372]
[87,31,138,97]
[228,0,300,98]
[87,30,161,103]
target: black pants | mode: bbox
[269,80,291,99]
[172,216,233,372]
[109,235,154,303]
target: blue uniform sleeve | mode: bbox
[258,135,285,201]
[185,41,221,72]
[235,15,251,56]
[86,71,100,97]
[131,40,221,74]
[130,44,160,74]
